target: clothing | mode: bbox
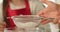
[0,0,44,29]
[7,0,31,29]
[0,0,44,22]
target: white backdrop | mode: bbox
[0,0,3,3]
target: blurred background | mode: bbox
[0,0,56,3]
[0,0,59,32]
[0,0,60,4]
[0,0,3,3]
[0,0,60,5]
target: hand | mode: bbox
[38,0,60,24]
[0,22,6,32]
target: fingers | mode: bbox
[57,19,60,24]
[58,21,60,24]
[0,24,5,31]
[41,19,49,24]
[0,25,4,31]
[0,22,6,27]
[37,7,49,16]
[41,18,52,24]
[53,18,58,24]
[41,17,60,25]
[54,17,60,24]
[0,22,6,32]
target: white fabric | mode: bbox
[10,2,26,10]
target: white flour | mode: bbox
[15,22,38,29]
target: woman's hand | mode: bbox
[38,0,60,24]
[0,22,6,32]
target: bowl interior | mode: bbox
[12,15,43,28]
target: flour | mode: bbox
[15,22,38,29]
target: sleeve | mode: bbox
[35,1,45,14]
[30,0,45,15]
[0,3,4,23]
